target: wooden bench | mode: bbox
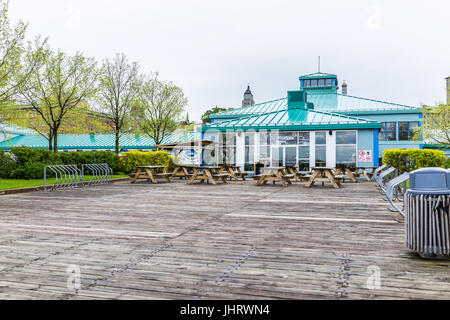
[212,173,229,182]
[153,173,173,178]
[131,166,172,184]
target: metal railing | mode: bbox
[44,163,112,191]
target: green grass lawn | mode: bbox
[0,175,128,190]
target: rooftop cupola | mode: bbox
[299,72,338,93]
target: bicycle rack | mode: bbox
[373,164,387,181]
[44,165,82,191]
[385,172,410,218]
[377,167,397,192]
[44,163,113,191]
[81,163,113,186]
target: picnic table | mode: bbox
[305,167,342,189]
[357,166,378,181]
[334,165,359,183]
[172,165,195,180]
[255,167,294,188]
[284,165,303,182]
[131,166,172,184]
[186,165,229,185]
[221,164,248,181]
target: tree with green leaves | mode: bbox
[134,74,187,147]
[14,45,98,152]
[201,106,232,123]
[420,103,450,146]
[95,53,140,154]
[0,0,46,109]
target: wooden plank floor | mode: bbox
[0,179,449,300]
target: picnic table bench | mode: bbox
[284,165,303,182]
[185,166,229,185]
[255,167,293,187]
[305,167,342,189]
[130,166,172,184]
[172,165,195,180]
[357,166,378,181]
[221,164,248,181]
[334,165,359,183]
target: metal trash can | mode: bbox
[405,168,450,258]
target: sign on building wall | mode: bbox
[359,150,373,162]
[175,147,200,165]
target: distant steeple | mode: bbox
[242,85,255,107]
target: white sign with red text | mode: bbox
[359,150,373,162]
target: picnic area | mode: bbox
[0,177,449,300]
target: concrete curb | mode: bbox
[0,177,130,196]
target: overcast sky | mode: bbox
[9,0,450,121]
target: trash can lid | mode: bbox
[408,167,450,195]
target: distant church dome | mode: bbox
[242,85,255,107]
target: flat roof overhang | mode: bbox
[203,123,382,132]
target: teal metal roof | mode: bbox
[0,132,202,150]
[204,108,381,131]
[211,92,420,120]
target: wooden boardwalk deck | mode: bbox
[0,179,449,300]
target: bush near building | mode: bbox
[120,151,172,174]
[383,149,446,174]
[0,147,124,179]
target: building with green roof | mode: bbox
[202,71,423,172]
[0,130,202,153]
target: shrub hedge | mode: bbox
[383,149,446,174]
[0,147,124,179]
[120,151,171,174]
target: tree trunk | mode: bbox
[48,131,53,151]
[115,130,120,155]
[53,131,58,153]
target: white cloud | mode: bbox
[366,4,382,31]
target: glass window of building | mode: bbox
[298,132,309,145]
[271,146,283,167]
[259,131,271,161]
[297,132,310,171]
[318,79,325,86]
[325,78,332,86]
[311,79,318,87]
[221,132,236,165]
[336,131,357,167]
[244,132,255,171]
[298,145,310,171]
[379,122,397,141]
[399,122,419,141]
[408,122,419,140]
[315,132,326,167]
[303,80,311,87]
[285,147,297,167]
[278,131,298,145]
